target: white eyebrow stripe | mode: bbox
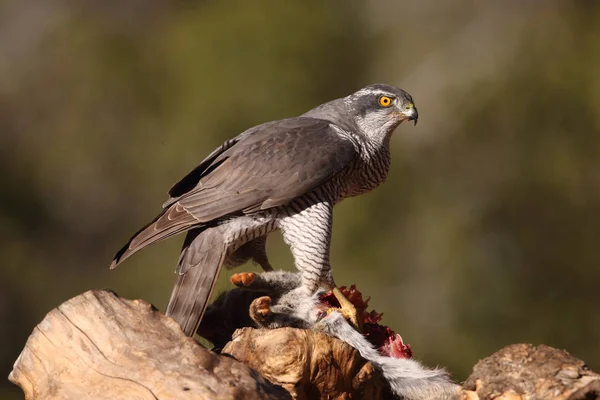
[351,88,395,98]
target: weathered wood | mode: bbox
[8,290,289,400]
[461,344,600,400]
[223,327,390,399]
[10,289,599,400]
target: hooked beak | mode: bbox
[403,106,418,126]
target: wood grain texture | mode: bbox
[222,327,390,400]
[8,290,288,400]
[461,344,600,400]
[9,288,599,400]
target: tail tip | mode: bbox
[110,244,130,270]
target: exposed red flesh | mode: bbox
[318,285,413,359]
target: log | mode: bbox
[222,327,390,399]
[8,290,289,400]
[9,290,600,400]
[461,344,600,400]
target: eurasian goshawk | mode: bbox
[110,84,418,336]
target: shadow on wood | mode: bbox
[9,289,600,400]
[8,290,289,400]
[223,327,389,399]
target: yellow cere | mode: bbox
[378,96,392,107]
[406,103,414,110]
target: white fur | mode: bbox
[248,271,460,399]
[315,312,459,400]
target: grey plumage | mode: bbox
[166,228,226,335]
[111,84,418,336]
[166,227,273,333]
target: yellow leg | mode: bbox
[330,286,363,331]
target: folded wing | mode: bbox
[110,117,357,268]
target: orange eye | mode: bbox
[378,96,392,107]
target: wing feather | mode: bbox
[111,117,358,268]
[171,117,358,221]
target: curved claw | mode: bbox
[331,287,363,332]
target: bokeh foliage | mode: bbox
[1,1,599,398]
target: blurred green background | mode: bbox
[1,1,599,398]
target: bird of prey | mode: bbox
[110,84,418,336]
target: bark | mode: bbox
[8,290,288,400]
[222,327,390,399]
[9,290,599,400]
[461,344,600,400]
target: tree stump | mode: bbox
[8,290,289,400]
[461,344,600,400]
[9,290,600,400]
[222,327,389,399]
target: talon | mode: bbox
[230,272,256,287]
[340,306,362,331]
[331,287,363,331]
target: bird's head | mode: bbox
[344,84,418,140]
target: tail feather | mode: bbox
[166,228,227,336]
[110,203,199,269]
